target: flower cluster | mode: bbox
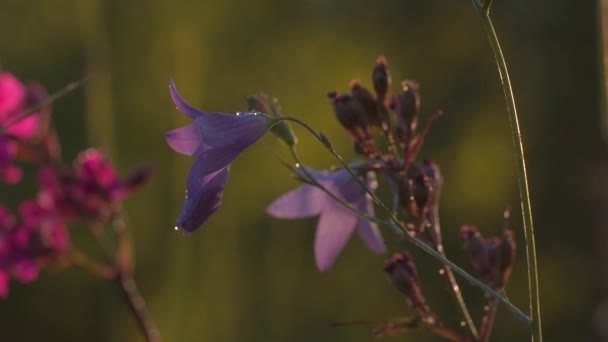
[0,71,148,298]
[0,202,68,298]
[38,149,150,223]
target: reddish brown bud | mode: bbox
[460,226,517,289]
[373,56,391,104]
[460,225,489,275]
[328,92,377,158]
[384,252,429,314]
[394,80,420,148]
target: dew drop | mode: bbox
[438,269,445,275]
[174,226,179,231]
[295,163,301,168]
[460,321,466,327]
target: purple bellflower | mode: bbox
[166,79,274,234]
[266,168,386,271]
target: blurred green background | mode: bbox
[0,0,602,341]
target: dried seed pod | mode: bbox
[384,252,430,315]
[328,91,377,158]
[372,56,391,106]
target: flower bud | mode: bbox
[460,225,488,275]
[328,91,377,157]
[460,225,516,289]
[394,80,420,147]
[384,252,429,314]
[372,56,391,105]
[350,79,390,132]
[247,95,297,146]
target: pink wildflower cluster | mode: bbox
[0,71,149,298]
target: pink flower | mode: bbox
[0,72,46,184]
[0,72,40,139]
[0,202,68,299]
[38,149,150,222]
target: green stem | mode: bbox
[288,146,385,226]
[277,116,531,324]
[473,1,542,341]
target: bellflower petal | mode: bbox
[169,79,210,119]
[195,112,270,148]
[266,166,386,271]
[165,123,204,156]
[315,202,358,271]
[266,185,327,218]
[356,193,386,253]
[177,156,230,234]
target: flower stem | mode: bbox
[473,1,542,340]
[279,116,531,324]
[69,249,117,280]
[88,213,161,342]
[118,270,162,342]
[430,205,478,338]
[288,146,385,226]
[480,299,499,342]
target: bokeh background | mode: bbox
[0,0,602,341]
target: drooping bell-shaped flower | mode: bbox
[266,167,386,271]
[166,79,274,234]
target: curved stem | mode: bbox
[278,116,531,324]
[473,2,542,341]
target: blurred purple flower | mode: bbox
[266,168,386,271]
[166,79,273,234]
[38,149,150,222]
[0,202,68,299]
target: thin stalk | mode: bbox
[473,1,542,340]
[69,249,117,280]
[88,215,160,342]
[430,204,478,338]
[0,77,90,133]
[480,299,499,342]
[278,116,531,324]
[118,271,161,342]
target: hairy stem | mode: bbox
[473,1,542,340]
